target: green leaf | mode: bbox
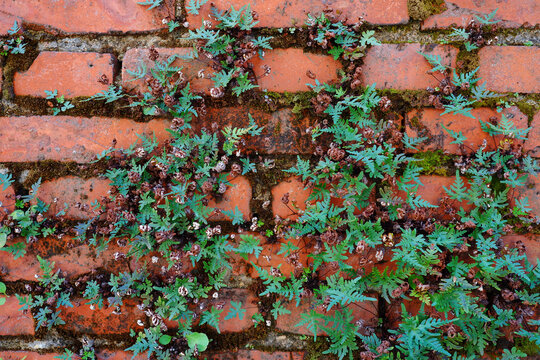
[186,332,209,352]
[158,334,172,345]
[224,301,246,320]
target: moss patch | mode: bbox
[407,0,446,21]
[413,150,453,176]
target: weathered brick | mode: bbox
[478,47,540,93]
[524,111,540,158]
[229,235,312,278]
[0,352,59,360]
[60,298,144,335]
[216,288,259,332]
[36,177,110,220]
[251,49,341,92]
[272,177,311,220]
[186,0,408,27]
[0,0,173,33]
[0,13,20,35]
[14,52,115,98]
[502,234,539,266]
[276,296,378,336]
[208,175,252,221]
[93,350,146,360]
[0,236,128,282]
[202,353,236,360]
[513,174,540,219]
[122,48,214,94]
[0,296,35,335]
[194,107,314,154]
[361,44,458,90]
[422,0,539,29]
[0,184,15,213]
[237,351,290,360]
[0,116,170,163]
[405,107,528,154]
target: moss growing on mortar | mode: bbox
[407,0,446,21]
[413,150,453,176]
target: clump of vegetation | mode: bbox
[0,3,538,360]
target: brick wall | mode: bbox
[0,1,538,359]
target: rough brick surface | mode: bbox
[195,107,314,154]
[272,177,311,220]
[36,177,110,220]
[0,0,173,33]
[422,0,539,29]
[60,298,144,335]
[14,52,115,98]
[237,351,291,360]
[251,49,341,92]
[525,111,540,158]
[276,296,378,336]
[361,44,458,90]
[478,47,540,93]
[187,0,408,28]
[230,235,312,278]
[0,352,59,360]
[514,174,540,219]
[0,296,35,335]
[208,175,252,221]
[0,184,15,213]
[0,116,170,163]
[0,236,128,282]
[122,48,214,94]
[405,107,528,154]
[502,234,539,265]
[0,13,20,35]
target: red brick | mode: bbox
[187,0,408,27]
[122,48,214,94]
[0,116,170,163]
[194,107,314,154]
[217,288,259,332]
[525,112,540,158]
[513,174,540,219]
[14,52,115,98]
[290,353,305,360]
[0,352,59,360]
[361,44,458,90]
[0,13,20,35]
[229,235,313,278]
[405,107,528,154]
[422,0,539,29]
[502,234,539,266]
[166,288,258,332]
[478,47,540,93]
[0,184,15,213]
[208,175,252,222]
[60,298,144,335]
[0,0,173,33]
[36,176,110,220]
[251,49,341,92]
[0,236,128,282]
[203,353,237,360]
[272,177,311,220]
[276,296,378,336]
[94,350,147,360]
[0,296,35,335]
[237,351,290,360]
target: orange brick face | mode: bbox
[14,52,115,98]
[422,0,539,29]
[187,0,409,27]
[0,0,174,33]
[0,116,170,163]
[361,44,458,90]
[478,47,540,93]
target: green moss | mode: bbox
[413,150,453,176]
[456,48,480,74]
[407,0,446,21]
[377,89,430,113]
